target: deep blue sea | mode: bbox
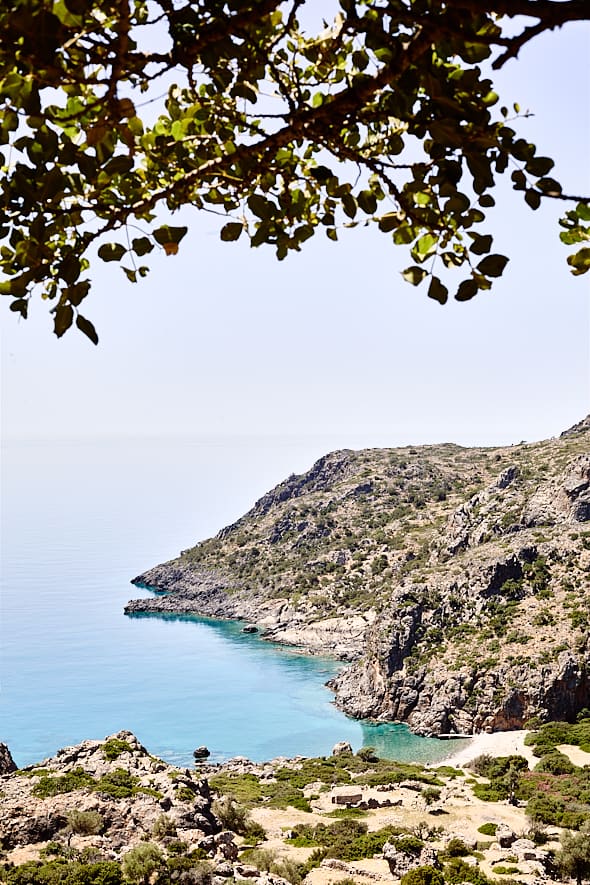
[1,437,461,768]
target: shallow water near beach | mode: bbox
[2,436,462,768]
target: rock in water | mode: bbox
[331,741,353,756]
[0,743,16,774]
[193,746,210,759]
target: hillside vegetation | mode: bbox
[128,417,590,736]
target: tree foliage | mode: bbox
[1,0,588,341]
[557,822,590,885]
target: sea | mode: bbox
[1,436,464,769]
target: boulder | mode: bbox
[496,823,516,848]
[383,842,439,876]
[193,746,211,759]
[331,741,353,756]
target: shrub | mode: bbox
[400,866,444,885]
[94,770,140,799]
[212,796,248,834]
[2,860,123,885]
[393,835,424,855]
[357,746,378,762]
[445,838,470,857]
[102,740,132,761]
[477,823,497,837]
[151,814,177,840]
[534,751,576,775]
[444,858,491,885]
[121,844,164,885]
[422,787,441,805]
[33,768,95,798]
[66,810,104,837]
[526,794,565,826]
[468,754,495,777]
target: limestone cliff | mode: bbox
[128,419,590,735]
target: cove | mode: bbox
[2,437,464,769]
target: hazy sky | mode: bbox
[2,12,589,450]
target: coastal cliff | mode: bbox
[128,417,590,735]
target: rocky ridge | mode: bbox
[127,419,590,736]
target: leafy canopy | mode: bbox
[1,0,589,342]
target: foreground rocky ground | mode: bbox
[128,417,590,736]
[1,725,589,885]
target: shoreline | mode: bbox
[439,729,537,769]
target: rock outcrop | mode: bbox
[0,731,219,852]
[127,418,590,736]
[0,742,17,774]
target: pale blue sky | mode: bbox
[2,14,589,451]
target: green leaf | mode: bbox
[536,177,562,196]
[309,166,334,183]
[525,156,554,177]
[378,213,399,233]
[414,233,437,259]
[478,195,495,208]
[576,202,590,222]
[98,243,127,262]
[131,237,154,256]
[342,194,357,219]
[427,277,448,305]
[247,194,274,219]
[220,222,243,242]
[357,190,377,215]
[469,234,493,255]
[402,266,427,286]
[393,225,416,247]
[511,170,526,191]
[152,225,188,246]
[455,279,479,301]
[477,254,509,277]
[54,303,74,338]
[9,298,28,318]
[59,254,81,284]
[459,42,491,63]
[76,313,99,344]
[567,247,590,276]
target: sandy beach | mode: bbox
[438,730,537,769]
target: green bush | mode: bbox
[151,815,176,840]
[444,858,491,885]
[1,860,122,885]
[445,838,470,857]
[66,811,104,837]
[477,823,497,836]
[212,796,248,833]
[400,866,444,885]
[526,794,566,825]
[121,844,164,885]
[393,835,424,855]
[32,768,95,798]
[94,770,139,799]
[534,751,576,775]
[102,740,132,761]
[356,746,379,762]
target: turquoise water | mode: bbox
[1,437,459,768]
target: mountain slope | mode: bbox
[128,419,590,735]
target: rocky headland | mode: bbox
[127,418,590,737]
